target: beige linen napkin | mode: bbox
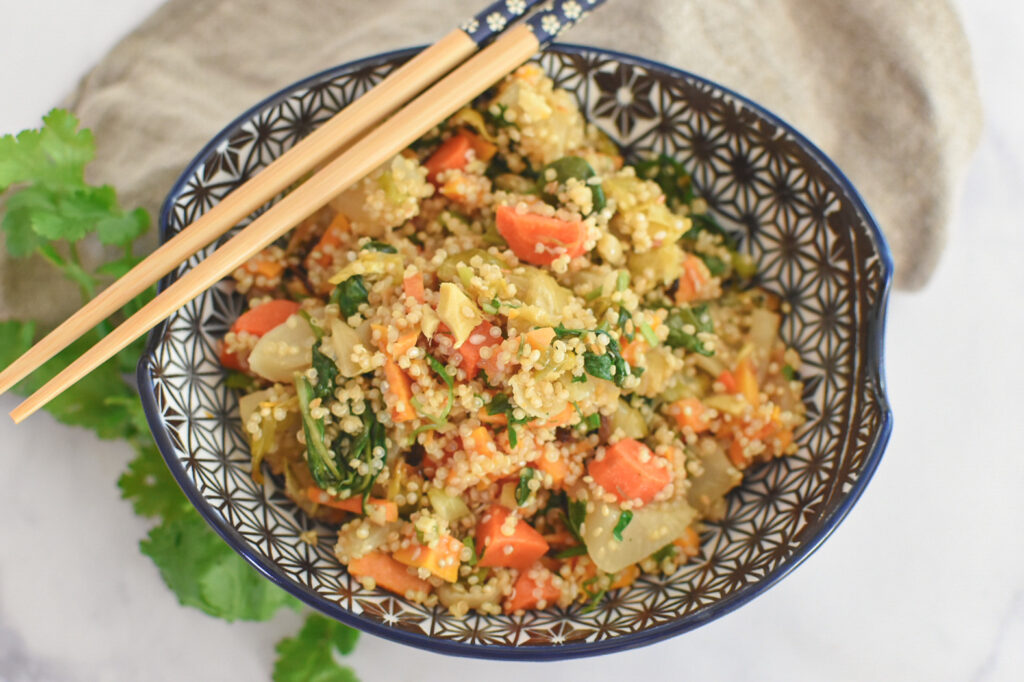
[1,0,983,324]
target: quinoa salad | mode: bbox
[219,64,806,617]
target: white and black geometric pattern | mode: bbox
[139,46,893,660]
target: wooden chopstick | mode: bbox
[10,0,604,423]
[0,0,551,398]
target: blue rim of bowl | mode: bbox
[137,43,894,661]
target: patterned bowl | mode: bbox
[139,44,893,659]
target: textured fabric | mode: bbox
[1,0,983,323]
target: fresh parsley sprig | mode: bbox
[1,110,360,681]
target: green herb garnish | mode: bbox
[612,510,634,542]
[664,304,715,357]
[537,156,606,215]
[329,275,368,318]
[554,324,633,388]
[651,544,679,563]
[273,613,360,682]
[361,240,397,253]
[486,392,534,448]
[310,342,339,402]
[515,467,536,506]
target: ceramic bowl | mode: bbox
[139,44,893,659]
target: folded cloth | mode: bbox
[1,0,984,324]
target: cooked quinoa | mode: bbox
[221,63,806,616]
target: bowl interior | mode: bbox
[139,45,892,659]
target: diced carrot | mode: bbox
[525,327,556,350]
[383,357,417,423]
[537,403,575,430]
[620,336,645,366]
[448,321,501,379]
[463,129,497,162]
[476,505,550,570]
[478,407,508,427]
[347,551,432,597]
[463,425,496,457]
[402,271,426,303]
[242,259,285,280]
[219,345,245,371]
[587,438,672,505]
[673,526,701,558]
[372,324,420,359]
[728,437,749,468]
[229,299,301,337]
[504,565,562,613]
[671,398,710,433]
[609,564,640,590]
[392,534,463,583]
[675,254,711,304]
[717,369,738,394]
[775,428,794,453]
[424,132,473,183]
[495,205,587,266]
[534,451,570,489]
[306,487,399,522]
[734,357,759,404]
[305,213,350,270]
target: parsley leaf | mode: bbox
[515,467,536,506]
[612,510,634,542]
[485,392,534,448]
[564,499,588,545]
[329,275,368,318]
[0,320,35,372]
[273,613,360,682]
[118,443,192,521]
[632,154,694,211]
[664,304,715,357]
[311,342,339,402]
[782,364,797,381]
[140,512,300,621]
[651,544,678,563]
[361,240,397,254]
[553,325,633,387]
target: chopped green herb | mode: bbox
[553,324,633,388]
[564,499,587,544]
[584,286,603,302]
[273,613,359,682]
[410,355,456,442]
[664,304,715,357]
[581,574,609,613]
[224,370,259,392]
[612,510,634,542]
[485,103,515,128]
[651,544,678,563]
[553,544,588,559]
[310,342,339,402]
[639,321,659,347]
[462,536,478,566]
[782,364,797,381]
[537,156,606,215]
[486,392,534,448]
[632,153,695,211]
[616,270,630,292]
[361,240,397,253]
[329,275,368,318]
[698,253,727,276]
[515,467,536,506]
[297,309,323,340]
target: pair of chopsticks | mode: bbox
[2,0,608,423]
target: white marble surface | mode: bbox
[1,1,1023,680]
